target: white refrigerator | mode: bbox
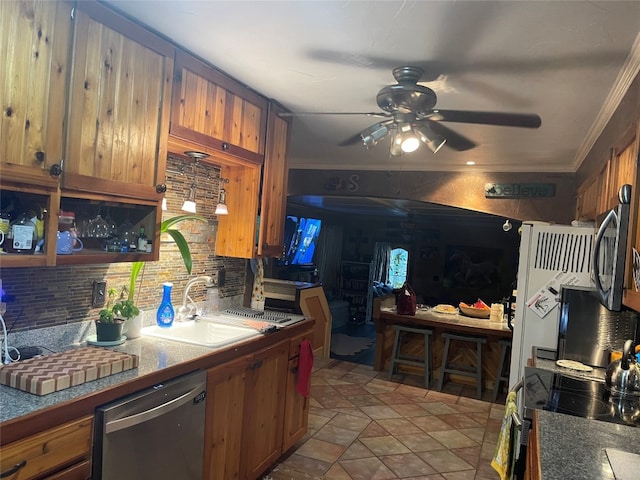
[508,222,594,388]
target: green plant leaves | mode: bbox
[128,214,207,303]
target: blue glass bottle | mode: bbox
[156,282,175,328]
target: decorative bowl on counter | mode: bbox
[458,303,491,318]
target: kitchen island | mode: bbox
[376,306,512,390]
[0,317,314,480]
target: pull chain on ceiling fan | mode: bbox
[281,65,541,156]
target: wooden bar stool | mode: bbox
[388,325,433,388]
[437,332,486,399]
[492,338,512,402]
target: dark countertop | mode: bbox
[531,348,639,479]
[537,410,640,479]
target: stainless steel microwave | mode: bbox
[593,184,631,311]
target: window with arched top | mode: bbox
[389,247,409,288]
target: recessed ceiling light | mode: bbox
[466,161,476,166]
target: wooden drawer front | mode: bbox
[289,330,314,359]
[0,416,93,480]
[44,460,91,480]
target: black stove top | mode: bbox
[523,367,639,427]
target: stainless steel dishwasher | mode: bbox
[93,370,207,480]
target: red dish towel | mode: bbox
[296,340,314,398]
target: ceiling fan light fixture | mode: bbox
[389,132,404,156]
[361,124,389,148]
[394,123,419,153]
[401,135,420,153]
[415,125,446,154]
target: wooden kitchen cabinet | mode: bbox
[203,336,306,480]
[204,354,252,480]
[214,103,291,259]
[0,183,59,268]
[577,128,637,222]
[621,127,640,311]
[524,411,541,480]
[575,173,603,221]
[170,50,268,165]
[241,339,289,480]
[0,415,93,480]
[63,1,174,201]
[0,0,72,181]
[282,330,314,453]
[215,162,262,258]
[257,103,291,258]
[282,356,310,452]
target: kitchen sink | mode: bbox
[141,319,261,348]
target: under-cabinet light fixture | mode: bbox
[180,151,211,214]
[215,178,230,216]
[181,183,197,213]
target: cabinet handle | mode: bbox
[1,459,27,478]
[35,151,45,163]
[49,163,62,177]
[156,183,167,193]
[221,142,230,151]
[251,359,263,370]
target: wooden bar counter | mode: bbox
[375,304,512,391]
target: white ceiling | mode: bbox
[106,1,640,174]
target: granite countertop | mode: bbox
[0,335,214,423]
[0,312,300,425]
[531,348,639,479]
[537,410,640,479]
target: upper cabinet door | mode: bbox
[170,51,268,165]
[64,2,174,201]
[0,0,72,188]
[257,103,290,257]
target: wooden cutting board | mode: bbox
[0,346,139,396]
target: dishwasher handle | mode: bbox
[105,383,206,434]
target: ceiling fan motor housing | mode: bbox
[376,84,437,115]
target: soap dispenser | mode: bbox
[156,282,175,328]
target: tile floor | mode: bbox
[266,358,505,480]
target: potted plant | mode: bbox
[121,214,207,338]
[96,287,131,342]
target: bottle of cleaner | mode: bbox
[156,282,175,328]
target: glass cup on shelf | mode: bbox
[89,214,109,238]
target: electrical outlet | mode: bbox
[92,281,107,307]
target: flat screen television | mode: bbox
[279,216,322,265]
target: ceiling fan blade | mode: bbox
[424,119,476,151]
[431,109,541,128]
[279,111,390,118]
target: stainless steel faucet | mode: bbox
[176,276,215,322]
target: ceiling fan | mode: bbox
[283,66,541,155]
